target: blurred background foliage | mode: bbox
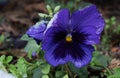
[0,0,120,78]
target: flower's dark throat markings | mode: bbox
[65,33,72,42]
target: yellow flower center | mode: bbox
[66,34,72,42]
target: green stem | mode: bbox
[105,67,113,75]
[74,74,77,78]
[49,73,54,78]
[74,0,77,10]
[65,64,72,77]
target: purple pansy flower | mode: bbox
[42,5,105,68]
[26,21,47,41]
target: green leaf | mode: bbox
[9,64,17,76]
[24,40,40,59]
[42,75,49,78]
[5,56,13,64]
[111,16,116,21]
[105,19,110,23]
[108,75,120,78]
[54,5,61,13]
[107,67,120,78]
[21,34,32,41]
[67,1,74,8]
[0,55,5,63]
[63,74,69,78]
[46,5,53,16]
[16,58,27,76]
[38,59,46,65]
[33,67,43,78]
[107,68,120,78]
[41,64,50,74]
[91,51,111,68]
[24,40,40,52]
[38,13,49,18]
[69,63,88,78]
[55,71,64,78]
[0,63,6,71]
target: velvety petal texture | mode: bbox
[47,9,70,30]
[42,27,67,51]
[27,21,46,41]
[42,4,105,68]
[71,5,105,44]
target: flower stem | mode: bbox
[65,64,72,77]
[105,67,113,75]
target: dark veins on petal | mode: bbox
[52,28,88,44]
[51,29,88,60]
[52,30,67,43]
[53,41,85,60]
[72,31,88,43]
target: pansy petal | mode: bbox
[42,27,67,51]
[27,22,46,41]
[76,26,101,44]
[44,42,67,66]
[53,42,94,68]
[44,41,73,66]
[71,5,105,44]
[72,44,94,68]
[71,5,105,30]
[47,9,70,30]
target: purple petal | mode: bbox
[46,9,70,31]
[77,26,100,44]
[42,27,67,51]
[44,42,67,66]
[26,21,46,41]
[71,5,105,44]
[72,44,94,68]
[44,40,94,67]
